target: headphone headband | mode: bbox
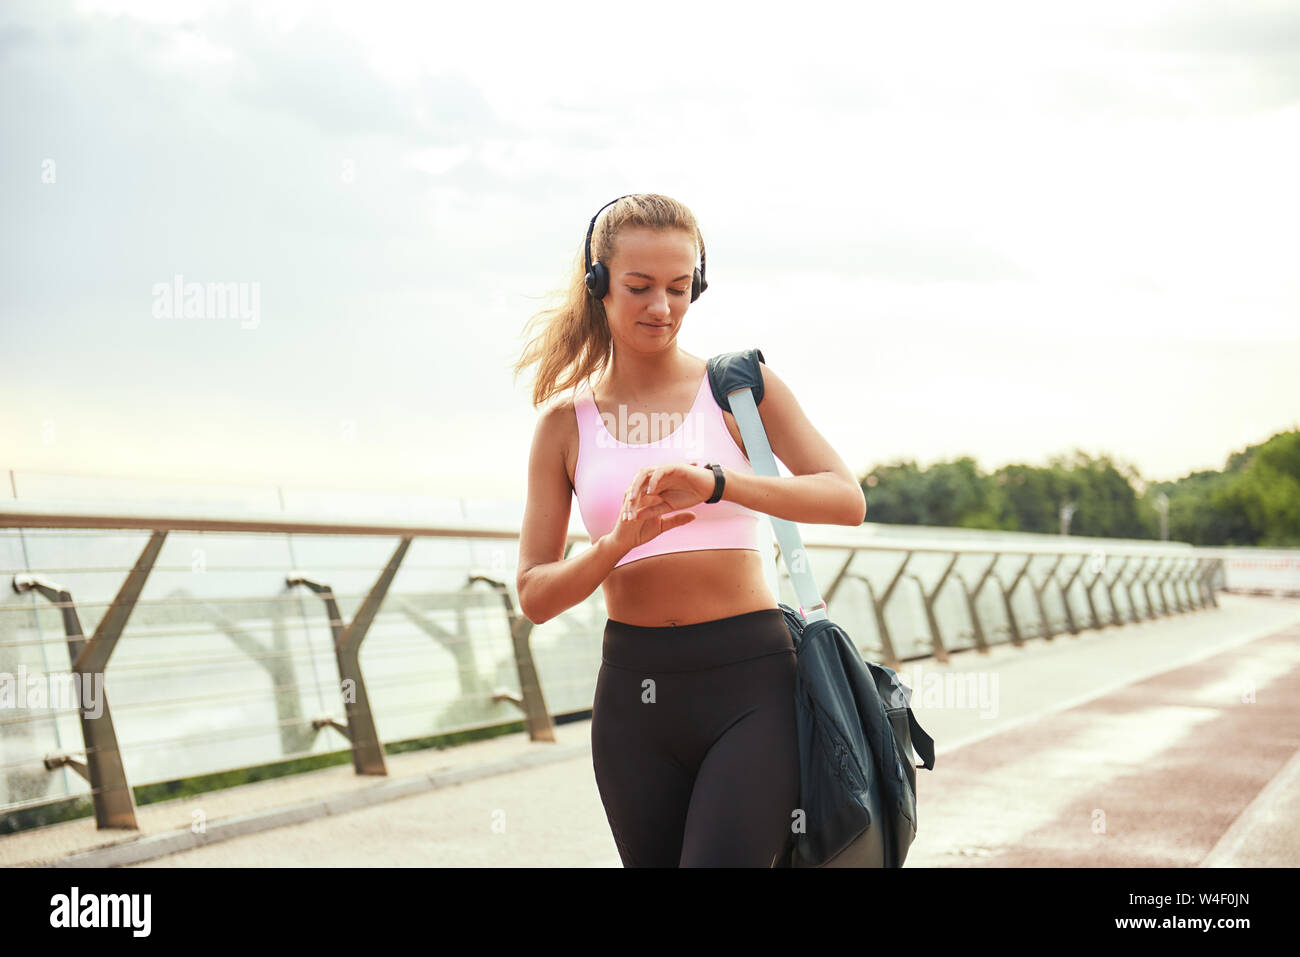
[583,194,708,303]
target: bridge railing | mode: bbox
[0,503,1226,831]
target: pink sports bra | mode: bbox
[572,370,766,569]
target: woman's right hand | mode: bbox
[606,482,697,555]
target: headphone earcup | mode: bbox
[586,262,609,300]
[691,268,707,303]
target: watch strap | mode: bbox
[704,463,725,503]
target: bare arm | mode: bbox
[720,363,866,526]
[515,403,630,625]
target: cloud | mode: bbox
[1125,0,1300,59]
[1093,0,1300,111]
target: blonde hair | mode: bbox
[512,193,703,408]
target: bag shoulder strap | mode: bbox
[706,348,767,413]
[707,348,827,623]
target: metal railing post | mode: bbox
[845,551,913,670]
[1199,558,1221,608]
[1080,554,1108,630]
[905,551,958,664]
[1138,558,1162,620]
[994,555,1034,648]
[1152,559,1177,617]
[953,553,999,655]
[1176,558,1198,611]
[1030,554,1065,640]
[1128,557,1146,619]
[1186,558,1208,610]
[287,537,412,776]
[10,530,165,829]
[1101,555,1130,626]
[1055,555,1085,636]
[468,574,556,744]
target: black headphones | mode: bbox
[583,194,708,303]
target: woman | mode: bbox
[512,193,865,867]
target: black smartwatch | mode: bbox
[704,463,725,503]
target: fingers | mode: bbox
[623,471,662,521]
[624,469,644,510]
[628,492,667,521]
[665,511,696,529]
[625,466,652,517]
[646,465,666,496]
[624,461,699,520]
[629,464,674,502]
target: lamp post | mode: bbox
[1059,501,1076,536]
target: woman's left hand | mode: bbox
[623,461,717,522]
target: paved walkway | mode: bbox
[2,723,598,867]
[4,592,1298,867]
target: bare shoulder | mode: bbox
[755,360,802,418]
[747,360,798,438]
[756,360,788,401]
[537,390,577,427]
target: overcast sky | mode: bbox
[2,0,1297,506]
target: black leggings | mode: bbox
[590,607,799,867]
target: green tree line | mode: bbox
[859,429,1300,547]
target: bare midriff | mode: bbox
[599,547,779,627]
